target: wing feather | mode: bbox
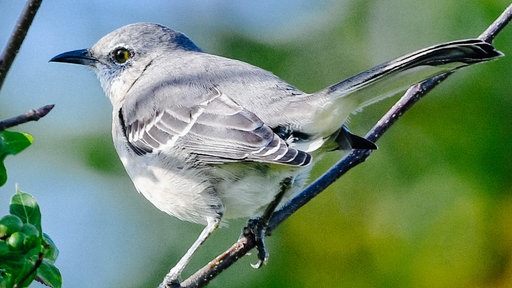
[120,87,311,166]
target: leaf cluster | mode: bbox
[0,190,61,288]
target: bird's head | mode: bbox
[50,23,201,105]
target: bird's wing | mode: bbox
[118,87,311,166]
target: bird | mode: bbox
[50,23,502,285]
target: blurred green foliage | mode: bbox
[75,132,124,175]
[73,1,512,287]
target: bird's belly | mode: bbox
[210,162,312,220]
[117,150,223,225]
[115,141,312,225]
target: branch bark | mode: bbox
[175,4,512,287]
[0,105,55,131]
[0,0,43,90]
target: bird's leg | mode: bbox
[243,177,293,269]
[162,217,220,288]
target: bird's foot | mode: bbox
[242,177,293,268]
[243,216,270,268]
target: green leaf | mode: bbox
[0,131,33,187]
[36,259,61,288]
[0,269,14,288]
[9,190,42,234]
[42,233,59,263]
[0,164,6,189]
[0,131,33,156]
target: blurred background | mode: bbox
[1,0,511,287]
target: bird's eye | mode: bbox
[112,48,131,64]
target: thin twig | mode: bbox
[177,4,512,288]
[478,4,512,42]
[0,104,54,131]
[0,0,43,90]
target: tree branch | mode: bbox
[478,4,512,43]
[176,4,512,287]
[0,1,52,131]
[0,104,55,131]
[0,0,43,90]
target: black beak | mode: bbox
[50,49,97,66]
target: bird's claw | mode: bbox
[244,217,269,269]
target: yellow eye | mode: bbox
[112,48,131,64]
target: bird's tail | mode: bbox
[301,39,503,139]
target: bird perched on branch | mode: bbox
[51,23,502,285]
